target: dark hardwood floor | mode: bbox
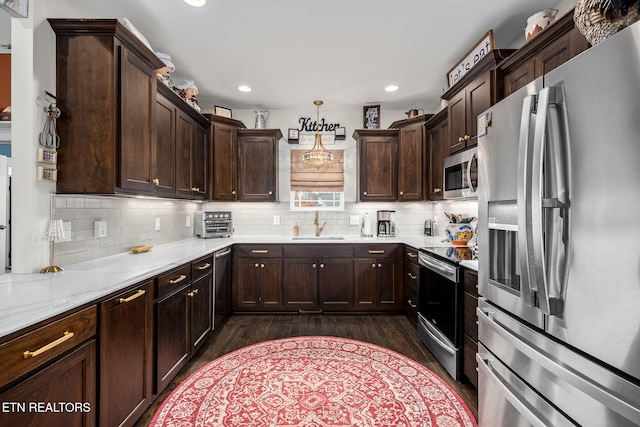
[135,314,478,426]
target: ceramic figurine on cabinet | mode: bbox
[177,79,201,112]
[154,51,175,89]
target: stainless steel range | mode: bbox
[417,246,472,381]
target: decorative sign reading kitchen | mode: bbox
[288,116,345,143]
[447,29,494,88]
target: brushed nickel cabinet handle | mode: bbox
[196,262,211,270]
[119,289,145,304]
[23,331,74,359]
[169,274,187,285]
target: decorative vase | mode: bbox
[445,223,474,245]
[574,0,640,45]
[525,9,559,41]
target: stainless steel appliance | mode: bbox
[376,210,396,237]
[443,147,477,200]
[194,211,233,238]
[417,248,465,381]
[213,247,232,328]
[477,22,640,427]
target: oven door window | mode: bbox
[419,267,458,345]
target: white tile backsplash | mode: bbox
[52,195,478,265]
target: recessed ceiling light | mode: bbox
[238,85,252,93]
[385,85,399,92]
[183,0,206,7]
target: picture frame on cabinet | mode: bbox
[446,29,495,88]
[363,105,380,129]
[214,105,232,118]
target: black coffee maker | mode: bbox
[377,210,396,237]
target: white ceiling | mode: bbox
[5,0,564,111]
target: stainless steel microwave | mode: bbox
[443,147,478,200]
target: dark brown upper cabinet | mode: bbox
[206,114,245,201]
[425,109,448,200]
[390,115,432,202]
[354,129,398,202]
[237,129,282,202]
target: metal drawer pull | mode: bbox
[251,249,269,254]
[119,289,145,304]
[188,289,199,298]
[407,252,417,258]
[23,331,74,359]
[408,299,417,308]
[407,273,417,280]
[368,249,385,254]
[196,262,211,270]
[169,274,187,285]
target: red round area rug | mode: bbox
[148,336,477,427]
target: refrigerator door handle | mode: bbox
[516,94,537,308]
[531,86,564,315]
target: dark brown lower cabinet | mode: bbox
[190,272,213,352]
[283,258,320,311]
[319,258,355,312]
[353,244,402,311]
[214,248,233,327]
[100,282,153,427]
[0,340,96,427]
[463,268,479,388]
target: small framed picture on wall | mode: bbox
[214,105,232,118]
[363,105,380,129]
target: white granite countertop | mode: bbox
[0,235,447,339]
[459,260,478,271]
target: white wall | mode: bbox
[11,0,96,272]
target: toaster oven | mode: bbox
[195,211,233,238]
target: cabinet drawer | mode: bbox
[0,305,97,389]
[353,244,400,258]
[283,244,353,258]
[463,292,478,342]
[234,244,282,258]
[404,287,419,324]
[464,268,478,296]
[191,254,213,280]
[405,246,419,264]
[156,264,192,300]
[405,261,420,295]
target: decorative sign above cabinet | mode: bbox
[447,30,495,88]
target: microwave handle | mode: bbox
[466,151,477,194]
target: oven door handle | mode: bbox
[419,254,455,277]
[418,316,455,355]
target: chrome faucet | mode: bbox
[314,210,326,237]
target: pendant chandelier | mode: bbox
[303,100,334,168]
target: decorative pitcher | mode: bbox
[254,109,270,129]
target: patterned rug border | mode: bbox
[149,335,478,427]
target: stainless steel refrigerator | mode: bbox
[476,21,640,427]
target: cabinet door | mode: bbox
[465,71,492,148]
[319,258,354,311]
[447,90,467,155]
[503,59,536,98]
[0,340,96,427]
[283,258,318,310]
[234,258,262,309]
[100,283,153,427]
[397,122,424,201]
[190,273,212,352]
[260,259,283,309]
[427,118,447,200]
[119,45,156,193]
[191,123,208,199]
[359,135,397,201]
[214,248,233,326]
[210,123,238,200]
[154,94,177,195]
[175,110,194,198]
[238,134,277,201]
[377,257,400,308]
[156,287,190,392]
[354,258,378,309]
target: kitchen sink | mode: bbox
[291,236,345,240]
